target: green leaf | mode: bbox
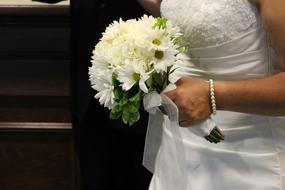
[122,109,130,124]
[130,90,142,102]
[133,101,140,110]
[146,76,153,89]
[114,88,123,100]
[110,110,122,119]
[119,92,129,106]
[152,17,168,30]
[114,89,120,99]
[119,98,128,106]
[177,44,191,52]
[127,104,139,113]
[151,71,169,92]
[152,72,164,87]
[111,104,122,113]
[163,77,169,90]
[172,36,191,52]
[112,73,119,87]
[128,111,140,126]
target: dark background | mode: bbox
[0,1,75,190]
[70,0,152,189]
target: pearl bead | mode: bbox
[209,79,217,115]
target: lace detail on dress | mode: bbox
[160,0,262,48]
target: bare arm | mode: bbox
[249,0,285,67]
[136,0,161,17]
[215,0,285,116]
[215,73,285,116]
[165,0,285,125]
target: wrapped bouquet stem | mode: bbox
[88,15,224,143]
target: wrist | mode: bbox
[213,81,229,111]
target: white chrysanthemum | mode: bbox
[117,59,150,93]
[138,14,156,26]
[91,55,113,72]
[149,34,173,51]
[152,46,178,73]
[102,18,125,41]
[88,65,115,109]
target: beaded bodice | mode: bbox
[160,0,262,48]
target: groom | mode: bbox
[71,0,152,189]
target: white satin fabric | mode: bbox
[146,1,285,190]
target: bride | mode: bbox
[137,0,285,189]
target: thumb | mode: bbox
[162,83,177,101]
[174,77,185,86]
[164,89,176,101]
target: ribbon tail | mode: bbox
[142,112,164,173]
[160,94,189,189]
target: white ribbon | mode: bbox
[142,91,164,173]
[143,91,188,189]
[142,83,217,189]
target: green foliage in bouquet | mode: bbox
[110,74,143,126]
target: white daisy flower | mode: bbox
[89,66,115,109]
[152,46,178,73]
[150,34,173,52]
[117,59,150,93]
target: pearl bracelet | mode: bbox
[209,79,217,115]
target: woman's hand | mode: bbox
[164,77,212,127]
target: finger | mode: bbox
[179,111,193,127]
[164,89,176,102]
[174,77,184,86]
[178,120,191,127]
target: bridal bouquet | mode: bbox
[89,15,224,143]
[89,15,189,124]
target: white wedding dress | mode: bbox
[146,0,285,189]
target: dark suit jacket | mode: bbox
[71,0,152,189]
